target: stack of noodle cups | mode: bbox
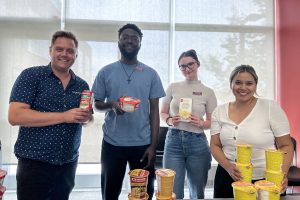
[155,169,176,200]
[264,149,285,191]
[0,169,7,200]
[236,144,253,183]
[128,169,149,200]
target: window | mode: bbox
[0,0,274,165]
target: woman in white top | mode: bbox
[210,65,294,198]
[160,49,217,199]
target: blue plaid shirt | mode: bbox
[10,64,89,165]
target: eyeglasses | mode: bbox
[179,62,195,71]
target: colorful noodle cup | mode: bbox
[128,169,149,199]
[236,144,253,164]
[265,170,284,189]
[155,169,176,199]
[128,192,149,200]
[236,163,253,183]
[231,181,257,200]
[119,96,141,112]
[265,149,285,171]
[255,180,280,200]
[0,170,7,185]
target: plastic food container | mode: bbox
[236,144,253,164]
[265,149,285,171]
[232,181,257,200]
[255,180,280,200]
[120,96,141,112]
[128,169,149,199]
[265,170,284,189]
[236,163,253,183]
[155,169,176,199]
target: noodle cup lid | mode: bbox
[236,143,252,148]
[254,180,280,193]
[265,149,285,154]
[265,170,284,175]
[236,163,253,168]
[129,169,149,177]
[0,185,6,195]
[231,181,256,193]
[155,168,176,177]
[120,96,141,105]
[0,170,7,179]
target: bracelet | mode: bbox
[166,116,173,126]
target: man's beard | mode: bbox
[118,44,140,60]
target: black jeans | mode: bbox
[16,157,77,200]
[101,140,155,200]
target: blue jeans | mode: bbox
[163,129,211,199]
[16,157,77,200]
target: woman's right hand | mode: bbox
[171,114,181,126]
[226,163,243,181]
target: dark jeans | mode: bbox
[101,140,155,200]
[16,157,77,200]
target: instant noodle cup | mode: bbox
[265,170,284,189]
[265,149,285,171]
[128,169,149,199]
[0,170,7,185]
[128,192,149,200]
[236,144,253,164]
[155,169,176,199]
[155,192,176,200]
[236,163,253,183]
[232,181,256,200]
[119,96,141,112]
[255,180,280,200]
[0,185,6,200]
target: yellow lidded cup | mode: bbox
[236,144,253,164]
[232,181,257,200]
[155,169,176,199]
[255,180,280,200]
[128,169,149,199]
[265,170,284,189]
[236,163,253,183]
[265,149,285,171]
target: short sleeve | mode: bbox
[92,69,106,101]
[9,68,39,105]
[161,84,173,104]
[269,100,290,137]
[210,106,222,136]
[206,89,217,114]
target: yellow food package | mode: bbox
[179,98,192,122]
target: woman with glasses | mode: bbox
[160,49,217,199]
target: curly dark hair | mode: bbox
[118,23,143,39]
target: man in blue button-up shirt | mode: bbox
[8,31,92,200]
